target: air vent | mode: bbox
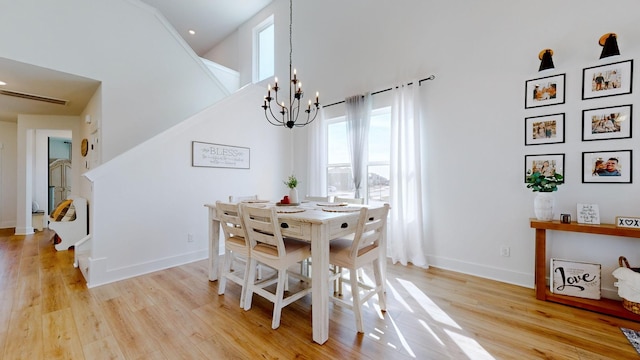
[0,89,68,105]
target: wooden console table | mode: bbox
[530,219,640,322]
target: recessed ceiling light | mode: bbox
[188,29,195,35]
[0,81,6,86]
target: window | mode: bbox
[326,107,391,205]
[253,15,274,83]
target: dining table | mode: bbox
[204,200,386,345]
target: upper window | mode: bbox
[253,15,274,83]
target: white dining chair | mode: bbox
[331,196,365,290]
[229,194,258,203]
[328,203,390,333]
[334,196,364,204]
[305,195,331,202]
[241,204,312,329]
[216,201,251,307]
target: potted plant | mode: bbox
[526,171,563,192]
[283,174,298,203]
[526,171,563,220]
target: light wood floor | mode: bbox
[0,228,638,359]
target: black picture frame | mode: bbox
[582,150,632,183]
[582,104,632,141]
[525,113,565,145]
[525,74,566,109]
[582,59,633,100]
[524,153,565,183]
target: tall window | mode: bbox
[327,107,390,204]
[253,15,274,83]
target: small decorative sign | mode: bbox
[191,141,250,169]
[616,216,640,229]
[551,259,601,300]
[577,203,600,224]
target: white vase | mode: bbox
[534,192,555,221]
[289,188,298,204]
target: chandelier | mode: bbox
[261,0,320,129]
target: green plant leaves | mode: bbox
[526,172,564,192]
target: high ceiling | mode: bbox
[0,0,272,123]
[141,0,273,56]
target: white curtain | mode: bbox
[389,81,428,267]
[345,94,371,199]
[307,106,327,196]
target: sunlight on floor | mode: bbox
[394,277,496,359]
[343,270,497,359]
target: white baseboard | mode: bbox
[86,249,208,288]
[427,255,620,300]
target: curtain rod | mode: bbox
[322,75,435,109]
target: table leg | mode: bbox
[534,228,547,300]
[208,207,220,282]
[311,223,329,344]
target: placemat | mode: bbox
[242,199,269,203]
[322,206,361,212]
[316,202,348,207]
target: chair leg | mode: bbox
[373,258,386,311]
[239,255,252,308]
[243,258,258,311]
[271,270,288,329]
[337,266,344,296]
[349,269,364,333]
[218,250,232,295]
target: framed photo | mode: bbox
[524,153,564,183]
[525,113,565,145]
[525,74,566,109]
[582,59,633,100]
[191,141,250,169]
[582,104,632,141]
[582,150,632,183]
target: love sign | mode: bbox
[616,216,640,229]
[551,259,601,300]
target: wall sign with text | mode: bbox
[191,141,250,169]
[616,216,640,229]
[577,203,600,224]
[551,259,601,300]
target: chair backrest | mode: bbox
[334,196,364,205]
[241,204,286,258]
[349,204,390,260]
[229,194,258,203]
[216,201,248,245]
[305,195,330,202]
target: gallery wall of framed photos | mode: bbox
[524,56,634,187]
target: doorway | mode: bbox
[48,137,72,212]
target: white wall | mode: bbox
[0,122,17,228]
[83,85,291,287]
[0,0,229,162]
[213,0,640,298]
